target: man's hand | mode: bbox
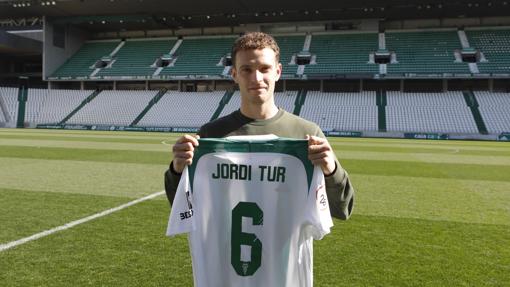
[306,135,336,176]
[171,134,200,173]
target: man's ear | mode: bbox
[231,66,238,84]
[275,63,282,81]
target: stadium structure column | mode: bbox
[43,16,90,80]
[81,81,85,90]
[442,79,448,92]
[16,79,28,128]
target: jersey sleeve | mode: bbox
[305,167,334,240]
[166,167,195,236]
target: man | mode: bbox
[165,32,354,220]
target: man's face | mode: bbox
[231,48,282,105]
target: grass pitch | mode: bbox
[0,128,509,286]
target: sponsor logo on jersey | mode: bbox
[180,190,194,220]
[315,184,328,211]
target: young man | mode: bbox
[165,32,354,219]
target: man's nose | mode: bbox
[254,70,263,82]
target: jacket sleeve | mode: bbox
[324,161,354,220]
[316,128,355,220]
[164,161,182,206]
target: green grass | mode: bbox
[1,128,509,286]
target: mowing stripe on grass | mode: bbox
[0,138,168,152]
[0,190,165,252]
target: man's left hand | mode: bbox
[306,135,336,176]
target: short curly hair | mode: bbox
[231,32,280,67]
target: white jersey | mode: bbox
[167,135,333,287]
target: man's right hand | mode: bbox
[171,134,200,173]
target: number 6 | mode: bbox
[231,202,263,276]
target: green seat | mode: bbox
[385,30,469,74]
[305,33,379,75]
[466,29,510,74]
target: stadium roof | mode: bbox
[1,0,510,31]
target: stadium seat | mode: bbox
[137,91,226,127]
[0,86,19,125]
[466,29,510,74]
[386,91,478,133]
[474,91,510,133]
[66,90,158,126]
[305,33,379,75]
[158,37,235,77]
[299,91,378,132]
[96,39,177,77]
[51,41,120,79]
[385,30,470,75]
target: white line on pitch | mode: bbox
[0,190,165,252]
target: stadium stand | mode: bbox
[466,29,510,74]
[386,92,479,133]
[474,91,510,133]
[51,41,121,79]
[46,29,510,80]
[137,90,225,127]
[2,85,506,137]
[96,38,177,78]
[158,37,235,77]
[305,32,379,75]
[385,30,470,75]
[25,89,94,125]
[299,91,378,132]
[0,86,19,126]
[66,90,158,126]
[274,90,299,112]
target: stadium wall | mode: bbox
[43,17,90,79]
